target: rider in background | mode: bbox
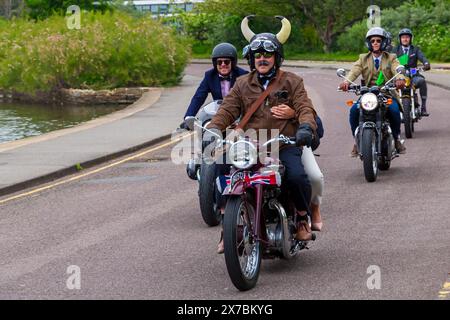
[180,43,248,128]
[392,28,431,116]
[339,27,406,156]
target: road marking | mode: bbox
[0,133,191,206]
[438,276,450,300]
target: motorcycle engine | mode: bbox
[266,220,283,249]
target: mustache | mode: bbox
[257,60,270,66]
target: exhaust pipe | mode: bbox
[269,199,295,259]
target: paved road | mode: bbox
[0,64,449,299]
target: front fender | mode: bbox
[222,180,246,195]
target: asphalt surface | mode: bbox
[0,64,449,300]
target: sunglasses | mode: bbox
[250,39,277,52]
[217,59,231,66]
[254,52,274,59]
[370,39,382,44]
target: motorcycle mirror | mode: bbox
[185,116,196,131]
[336,68,347,78]
[396,65,406,75]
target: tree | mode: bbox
[0,0,25,18]
[25,0,110,20]
[200,0,404,53]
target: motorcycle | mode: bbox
[399,66,426,139]
[185,100,223,227]
[337,66,405,182]
[185,117,316,291]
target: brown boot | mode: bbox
[296,213,313,241]
[350,144,358,157]
[311,203,323,231]
[217,209,225,254]
[217,230,224,254]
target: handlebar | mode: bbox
[262,135,296,147]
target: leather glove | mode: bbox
[296,123,314,148]
[395,79,406,90]
[179,120,189,130]
[179,116,196,131]
[423,63,431,71]
[339,81,350,91]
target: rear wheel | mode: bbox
[223,196,261,291]
[361,128,378,182]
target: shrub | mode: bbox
[0,11,191,94]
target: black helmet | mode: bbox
[384,30,393,51]
[398,28,413,44]
[211,43,238,68]
[365,27,388,52]
[241,15,291,70]
[242,44,252,68]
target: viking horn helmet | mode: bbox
[240,15,291,44]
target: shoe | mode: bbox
[296,214,313,241]
[310,203,323,232]
[421,110,430,117]
[395,139,406,154]
[217,230,224,254]
[350,144,358,158]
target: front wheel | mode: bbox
[361,128,378,182]
[403,98,413,139]
[199,162,221,226]
[223,196,261,291]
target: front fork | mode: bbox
[254,184,266,243]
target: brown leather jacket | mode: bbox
[208,69,317,138]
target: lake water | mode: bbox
[0,103,127,144]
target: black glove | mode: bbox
[296,123,314,147]
[179,119,190,131]
[180,119,191,131]
[423,63,431,71]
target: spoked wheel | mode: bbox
[361,128,378,182]
[223,196,261,291]
[403,98,413,139]
[198,161,221,226]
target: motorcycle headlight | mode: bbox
[360,93,378,111]
[228,140,257,169]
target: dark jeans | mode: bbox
[412,75,428,108]
[349,100,401,139]
[214,146,312,213]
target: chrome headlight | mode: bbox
[228,140,257,169]
[360,93,378,111]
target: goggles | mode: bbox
[249,39,277,52]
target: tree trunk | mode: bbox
[321,16,335,53]
[1,0,13,19]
